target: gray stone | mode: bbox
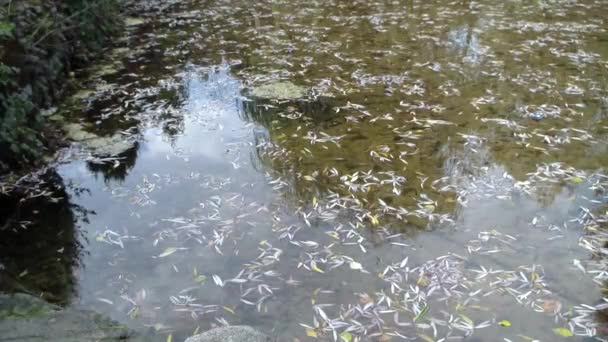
[184,326,270,342]
[63,123,135,157]
[83,134,135,157]
[0,293,138,342]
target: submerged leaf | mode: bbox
[158,247,178,258]
[311,263,325,273]
[553,327,573,337]
[414,304,429,322]
[498,320,511,327]
[349,261,363,270]
[340,331,353,342]
[306,328,318,337]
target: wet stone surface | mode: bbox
[0,294,143,342]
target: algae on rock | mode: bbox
[248,81,308,100]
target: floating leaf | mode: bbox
[158,247,177,258]
[458,314,473,325]
[414,304,429,322]
[223,306,235,314]
[417,334,434,342]
[542,299,561,313]
[129,306,140,319]
[349,261,363,270]
[553,327,573,337]
[339,331,353,342]
[311,263,325,273]
[570,176,584,184]
[370,215,379,226]
[194,275,207,284]
[167,334,172,342]
[305,328,318,337]
[498,320,511,327]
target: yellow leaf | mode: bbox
[194,275,207,283]
[305,328,318,337]
[223,306,235,315]
[193,267,198,276]
[530,272,539,282]
[553,327,573,337]
[167,334,173,342]
[193,325,200,336]
[158,247,177,258]
[130,306,139,319]
[424,204,435,211]
[498,320,511,327]
[458,314,473,326]
[340,331,353,342]
[311,263,325,273]
[417,334,434,342]
[370,215,379,226]
[571,176,584,184]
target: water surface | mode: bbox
[4,0,608,341]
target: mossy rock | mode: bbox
[248,81,308,100]
[0,293,142,341]
[62,123,135,157]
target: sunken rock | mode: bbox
[248,81,308,100]
[184,326,270,342]
[63,123,135,157]
[0,293,137,342]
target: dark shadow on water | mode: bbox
[86,143,140,183]
[0,169,92,306]
[241,95,337,128]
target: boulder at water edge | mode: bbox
[185,325,270,342]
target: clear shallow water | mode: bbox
[3,0,608,341]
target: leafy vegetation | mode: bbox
[0,0,123,174]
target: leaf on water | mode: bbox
[311,263,325,273]
[193,325,200,336]
[542,299,561,313]
[417,275,431,287]
[458,314,473,325]
[570,176,584,183]
[349,261,363,270]
[340,331,353,342]
[194,275,207,284]
[370,215,379,226]
[414,304,429,322]
[167,334,173,342]
[498,320,511,327]
[306,328,318,337]
[223,306,236,315]
[553,327,573,337]
[158,247,177,258]
[130,306,140,319]
[417,334,434,342]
